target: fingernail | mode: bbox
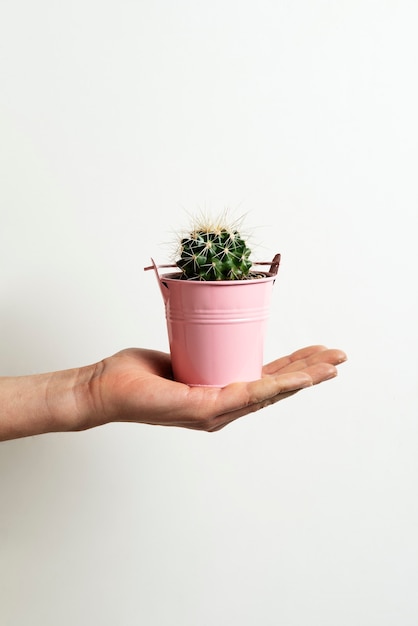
[302,379,314,388]
[326,370,338,380]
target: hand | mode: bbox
[87,345,347,432]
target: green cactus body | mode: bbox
[176,227,253,280]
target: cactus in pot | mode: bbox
[146,213,280,386]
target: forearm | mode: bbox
[0,364,100,442]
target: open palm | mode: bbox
[89,345,347,432]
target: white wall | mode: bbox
[1,0,417,624]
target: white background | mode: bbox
[1,1,417,624]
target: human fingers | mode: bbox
[207,361,341,431]
[185,369,314,431]
[207,355,345,431]
[263,347,347,376]
[296,360,339,385]
[208,389,302,431]
[262,345,329,375]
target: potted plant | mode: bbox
[145,214,280,387]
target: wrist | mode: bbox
[44,362,104,434]
[0,362,104,441]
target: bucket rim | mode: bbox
[144,253,281,284]
[158,271,277,285]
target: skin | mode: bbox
[0,345,347,441]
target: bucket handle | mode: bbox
[145,258,172,304]
[264,253,281,276]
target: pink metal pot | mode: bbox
[146,255,280,387]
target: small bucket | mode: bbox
[146,255,280,387]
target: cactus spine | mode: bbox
[176,222,253,281]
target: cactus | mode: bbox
[176,222,254,281]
